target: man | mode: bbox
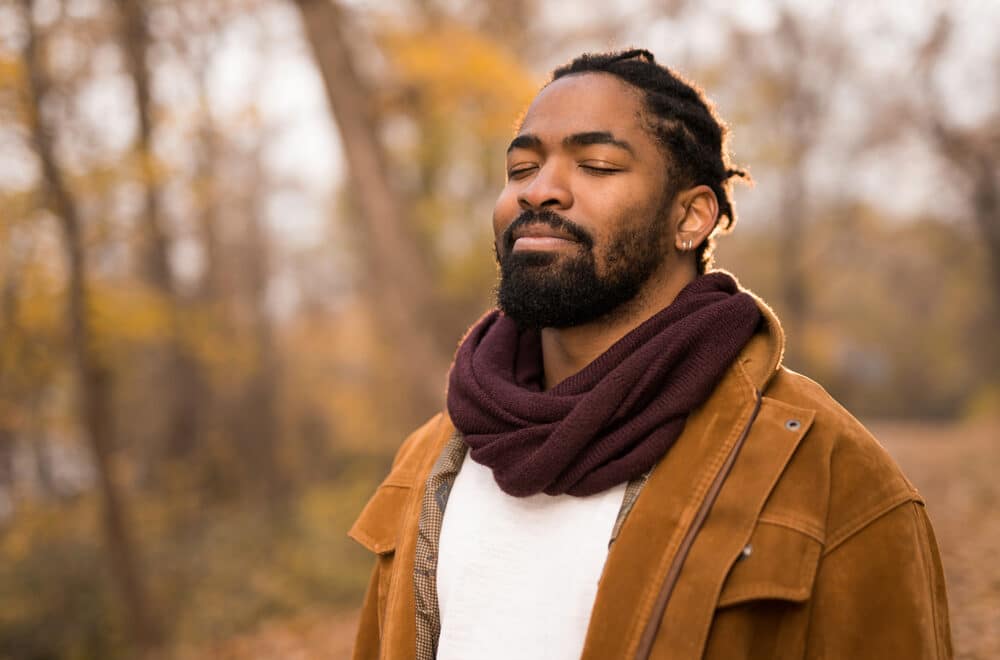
[349,49,952,659]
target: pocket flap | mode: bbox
[717,521,822,608]
[348,483,412,555]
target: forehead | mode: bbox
[518,72,649,142]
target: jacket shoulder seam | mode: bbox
[823,491,920,555]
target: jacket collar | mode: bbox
[729,272,786,394]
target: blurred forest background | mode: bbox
[0,0,997,657]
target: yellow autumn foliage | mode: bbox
[87,281,173,347]
[281,300,387,452]
[178,305,260,389]
[0,54,23,85]
[380,22,539,136]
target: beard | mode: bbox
[495,208,669,330]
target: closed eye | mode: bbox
[508,165,538,179]
[580,164,622,175]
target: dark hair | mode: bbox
[551,49,748,273]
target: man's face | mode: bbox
[493,72,678,329]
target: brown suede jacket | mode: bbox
[348,299,953,659]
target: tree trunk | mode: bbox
[970,154,1000,309]
[969,153,1000,376]
[114,0,172,289]
[0,242,21,503]
[113,0,205,467]
[19,1,164,651]
[769,12,825,371]
[240,155,286,500]
[916,13,1000,377]
[194,121,224,302]
[0,428,14,502]
[292,0,451,421]
[28,398,57,500]
[926,122,1000,375]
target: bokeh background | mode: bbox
[0,0,997,657]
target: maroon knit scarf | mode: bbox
[446,272,762,497]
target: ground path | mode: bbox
[875,420,999,660]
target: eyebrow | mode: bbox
[564,131,635,155]
[507,134,542,153]
[506,131,635,156]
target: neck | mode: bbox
[540,262,697,389]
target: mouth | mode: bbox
[510,223,580,253]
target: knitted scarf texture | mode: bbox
[446,272,762,497]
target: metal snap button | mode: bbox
[740,543,753,559]
[784,419,801,431]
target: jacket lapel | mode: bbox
[579,355,757,659]
[581,355,814,660]
[653,366,814,657]
[377,416,454,660]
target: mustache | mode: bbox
[500,209,595,254]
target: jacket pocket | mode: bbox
[717,520,822,608]
[349,481,413,555]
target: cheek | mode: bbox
[492,186,520,239]
[591,200,668,266]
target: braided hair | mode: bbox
[551,49,748,274]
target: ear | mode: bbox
[673,185,719,252]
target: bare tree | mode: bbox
[917,15,1000,298]
[18,0,163,651]
[236,146,287,499]
[114,0,172,289]
[913,14,1000,372]
[726,7,846,367]
[0,242,24,500]
[0,206,59,502]
[113,0,205,466]
[292,0,451,421]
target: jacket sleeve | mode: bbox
[352,560,382,660]
[805,500,952,658]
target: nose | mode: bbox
[517,163,573,211]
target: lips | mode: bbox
[501,210,594,256]
[510,223,579,252]
[512,223,576,242]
